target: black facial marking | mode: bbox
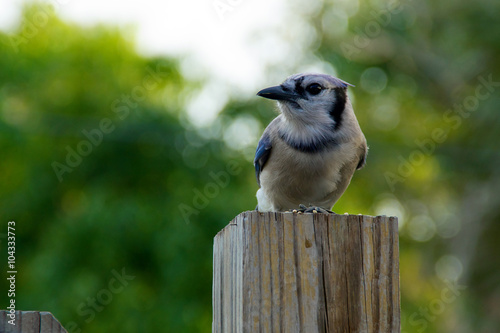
[278,130,338,154]
[330,88,347,130]
[280,84,291,92]
[294,76,306,98]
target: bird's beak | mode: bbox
[257,85,300,102]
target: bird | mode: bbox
[254,73,367,213]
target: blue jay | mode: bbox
[254,73,367,212]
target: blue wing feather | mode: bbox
[254,134,272,187]
[356,144,368,170]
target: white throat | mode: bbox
[278,102,336,145]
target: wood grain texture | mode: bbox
[0,311,67,333]
[212,211,400,333]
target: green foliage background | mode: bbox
[1,1,499,332]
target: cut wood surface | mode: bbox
[213,211,400,333]
[0,311,67,333]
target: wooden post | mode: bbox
[212,211,400,333]
[0,311,67,333]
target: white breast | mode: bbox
[256,138,361,211]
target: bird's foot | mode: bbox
[289,204,336,214]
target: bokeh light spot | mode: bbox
[360,67,388,94]
[407,215,436,242]
[435,255,463,282]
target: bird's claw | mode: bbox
[292,204,335,214]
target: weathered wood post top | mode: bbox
[0,311,67,333]
[213,211,400,333]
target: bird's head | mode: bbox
[257,73,353,129]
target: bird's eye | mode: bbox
[306,83,322,95]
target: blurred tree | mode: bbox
[0,4,256,332]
